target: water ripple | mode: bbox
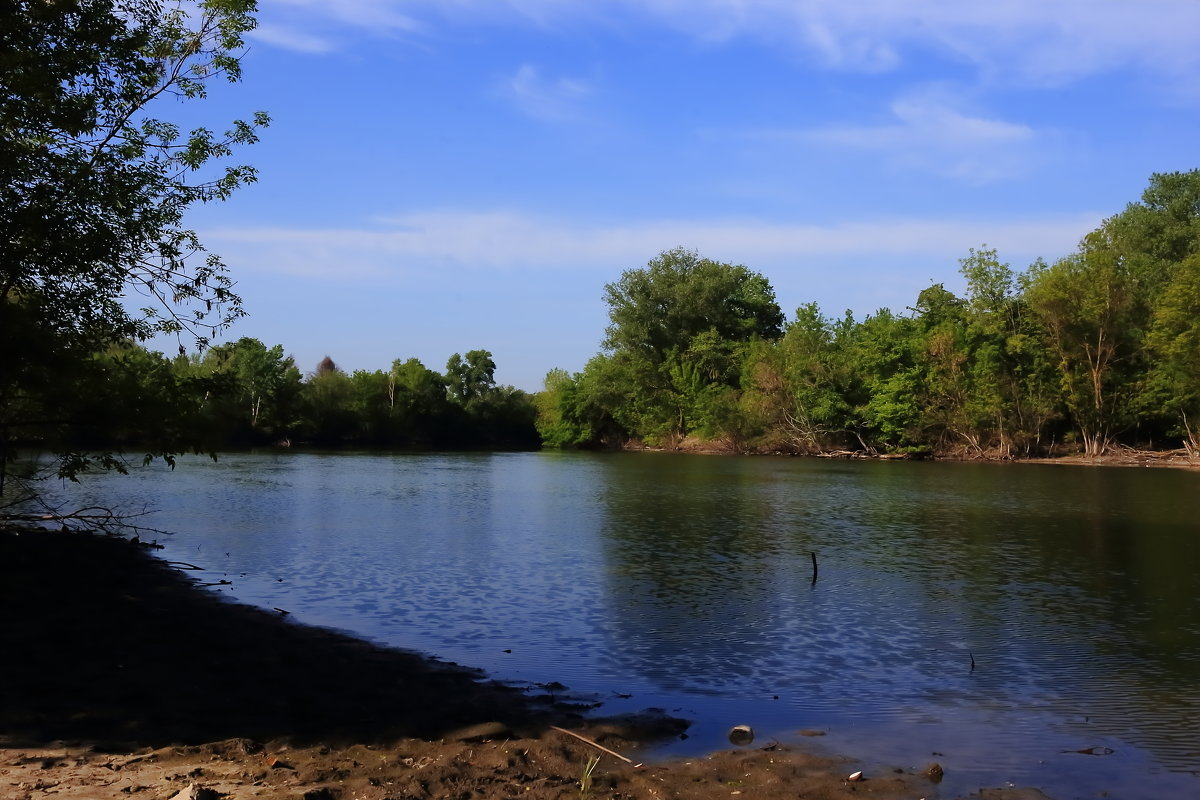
[45,451,1200,799]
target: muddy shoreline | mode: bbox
[1,528,1051,799]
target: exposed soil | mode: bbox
[0,528,1052,800]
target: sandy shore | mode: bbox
[0,528,1052,800]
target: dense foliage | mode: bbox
[539,171,1200,458]
[4,343,541,454]
[23,169,1192,464]
[2,0,267,496]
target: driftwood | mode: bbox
[1,500,171,539]
[549,726,638,766]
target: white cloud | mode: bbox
[777,89,1040,182]
[797,17,899,72]
[804,99,1033,149]
[500,65,594,122]
[624,0,1200,84]
[268,0,421,32]
[204,209,1096,280]
[254,0,1200,89]
[249,23,338,54]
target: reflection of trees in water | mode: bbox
[850,463,1200,768]
[592,455,1200,770]
[594,454,843,693]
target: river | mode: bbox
[48,450,1200,798]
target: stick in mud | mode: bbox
[549,726,639,767]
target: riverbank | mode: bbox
[628,435,1200,471]
[1,528,1051,800]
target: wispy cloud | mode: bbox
[624,0,1200,86]
[253,0,1200,91]
[251,0,423,52]
[204,209,1096,281]
[499,65,595,122]
[769,89,1041,182]
[268,0,422,32]
[249,23,338,54]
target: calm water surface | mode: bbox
[54,451,1200,799]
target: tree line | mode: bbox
[10,344,542,454]
[538,170,1200,459]
[2,0,1195,492]
[7,169,1197,474]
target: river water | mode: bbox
[48,451,1200,798]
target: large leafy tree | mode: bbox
[298,357,356,445]
[445,350,498,406]
[1,0,267,505]
[196,338,301,443]
[1119,171,1200,448]
[603,247,784,363]
[1024,170,1200,456]
[745,303,860,453]
[598,248,784,443]
[391,358,451,429]
[850,308,923,451]
[1024,245,1139,456]
[1144,254,1200,453]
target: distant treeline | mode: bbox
[538,170,1200,459]
[8,170,1199,463]
[15,345,541,453]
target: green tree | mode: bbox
[535,368,577,447]
[1102,170,1200,298]
[910,283,978,452]
[2,0,266,351]
[849,308,923,452]
[446,350,497,406]
[1,0,267,501]
[66,342,209,453]
[198,337,301,443]
[603,247,784,362]
[1038,170,1200,453]
[1143,254,1200,453]
[443,351,540,448]
[957,247,1060,456]
[598,248,784,443]
[299,358,356,445]
[539,360,627,448]
[348,370,394,443]
[465,386,541,449]
[745,303,859,453]
[390,358,451,446]
[1104,170,1200,448]
[1024,246,1139,456]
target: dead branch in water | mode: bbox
[2,502,172,537]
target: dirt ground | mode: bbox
[0,528,1053,800]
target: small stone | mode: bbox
[727,725,754,746]
[798,729,826,737]
[847,770,864,782]
[924,762,944,782]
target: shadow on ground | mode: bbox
[0,529,562,751]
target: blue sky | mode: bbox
[175,0,1200,391]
